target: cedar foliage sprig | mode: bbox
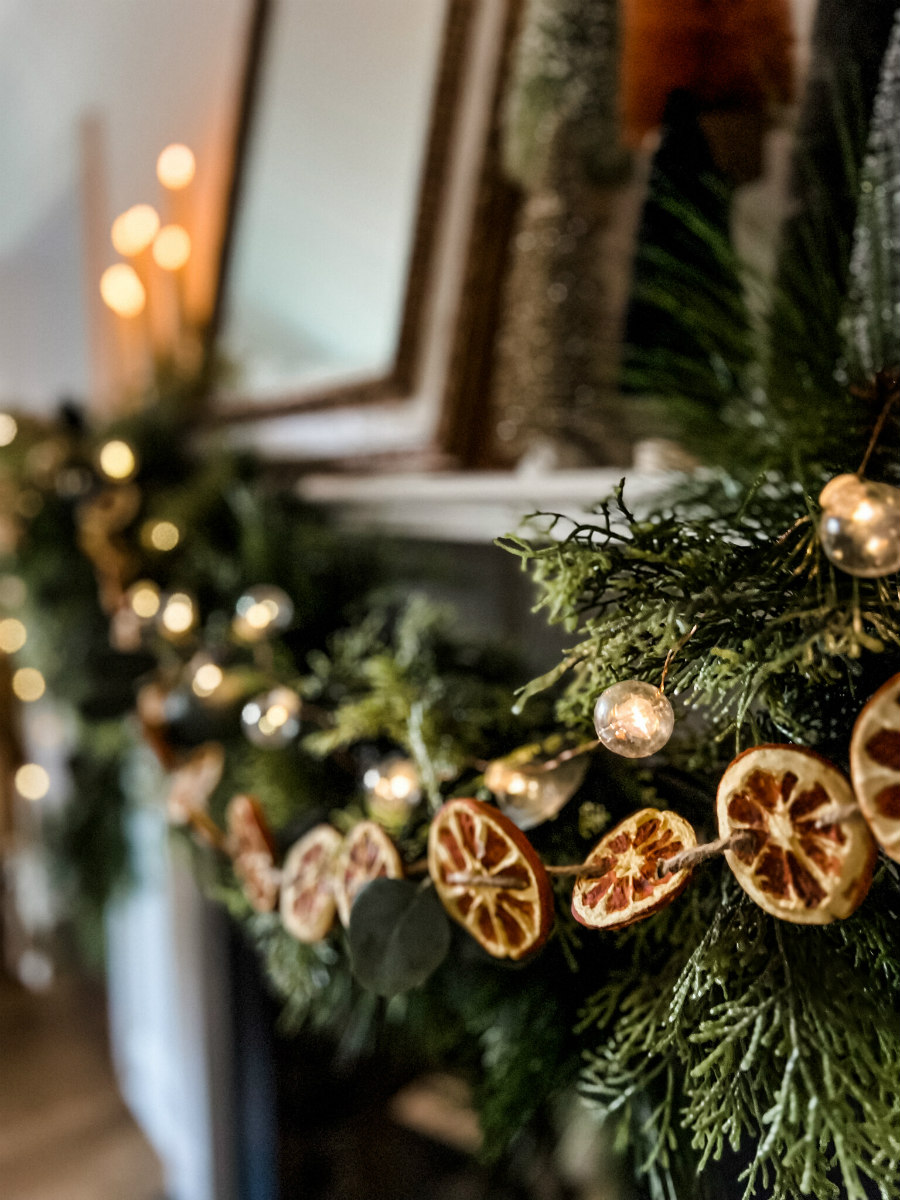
[301,596,545,806]
[579,870,900,1200]
[501,476,900,769]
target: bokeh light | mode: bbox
[100,264,146,318]
[0,617,27,653]
[98,439,138,481]
[157,144,196,190]
[152,225,191,271]
[111,204,160,256]
[12,667,45,702]
[15,763,50,801]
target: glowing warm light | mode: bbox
[98,439,138,481]
[368,759,421,805]
[192,663,224,697]
[152,224,191,271]
[128,581,161,619]
[0,618,27,653]
[505,772,528,796]
[0,413,17,446]
[157,144,196,190]
[593,680,674,758]
[12,667,45,702]
[245,601,275,630]
[266,703,291,730]
[100,264,146,318]
[389,774,414,800]
[148,520,180,551]
[15,763,50,801]
[854,501,876,523]
[111,204,160,256]
[160,592,196,635]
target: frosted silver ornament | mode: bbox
[818,473,900,578]
[593,680,674,758]
[232,585,294,642]
[241,686,301,748]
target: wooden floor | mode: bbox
[0,971,165,1200]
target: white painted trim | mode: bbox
[298,467,677,542]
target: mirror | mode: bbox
[212,0,521,466]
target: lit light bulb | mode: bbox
[158,592,197,638]
[126,580,162,621]
[157,144,196,190]
[0,413,18,447]
[241,687,301,749]
[484,750,589,830]
[232,586,294,643]
[143,519,181,552]
[192,662,224,699]
[100,263,146,318]
[111,204,160,256]
[97,438,138,481]
[363,756,421,828]
[818,473,900,578]
[15,763,50,800]
[12,667,45,702]
[0,617,27,653]
[152,224,191,271]
[593,681,674,759]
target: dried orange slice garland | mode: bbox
[428,798,554,960]
[280,824,344,942]
[717,745,877,924]
[850,672,900,862]
[225,794,281,913]
[166,742,225,826]
[334,819,404,927]
[572,808,697,930]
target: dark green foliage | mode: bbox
[579,869,900,1200]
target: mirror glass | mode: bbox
[219,0,448,402]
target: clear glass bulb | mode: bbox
[818,474,900,578]
[233,585,294,642]
[593,681,674,758]
[241,686,301,748]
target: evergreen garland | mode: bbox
[0,11,899,1200]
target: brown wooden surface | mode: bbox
[0,973,164,1200]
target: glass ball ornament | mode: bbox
[232,585,294,643]
[593,680,674,758]
[818,473,900,578]
[363,756,422,829]
[241,686,301,749]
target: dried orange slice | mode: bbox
[334,820,404,928]
[280,824,344,942]
[850,673,900,862]
[427,798,553,960]
[225,794,280,913]
[571,808,696,930]
[166,742,225,826]
[717,745,877,924]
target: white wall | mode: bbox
[0,0,248,410]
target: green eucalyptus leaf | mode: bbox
[348,878,450,997]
